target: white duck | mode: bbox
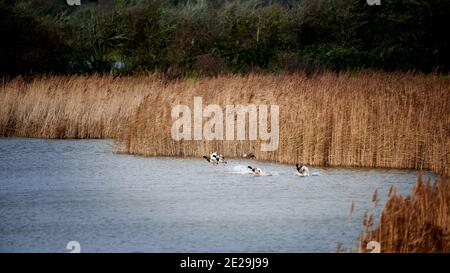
[296,164,310,177]
[203,152,219,165]
[203,152,227,165]
[248,166,262,176]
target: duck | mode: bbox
[203,155,217,165]
[211,152,227,164]
[203,152,219,165]
[296,164,310,177]
[248,166,262,176]
[203,152,227,165]
[243,153,256,160]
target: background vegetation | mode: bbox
[1,0,449,76]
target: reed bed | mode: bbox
[359,175,450,253]
[121,71,449,176]
[0,74,158,138]
[0,71,448,175]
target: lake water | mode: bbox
[0,138,435,253]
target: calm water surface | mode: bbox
[0,138,435,252]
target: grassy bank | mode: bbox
[0,72,449,175]
[359,175,450,252]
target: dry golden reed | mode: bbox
[360,174,450,253]
[121,71,449,176]
[0,71,449,175]
[0,74,157,138]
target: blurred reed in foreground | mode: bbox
[359,174,450,253]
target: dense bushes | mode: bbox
[1,0,449,76]
[0,1,71,75]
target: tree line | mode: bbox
[1,0,449,76]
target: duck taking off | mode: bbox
[203,152,226,165]
[203,152,219,165]
[296,164,310,177]
[203,155,218,165]
[248,166,262,176]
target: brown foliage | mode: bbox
[360,175,450,253]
